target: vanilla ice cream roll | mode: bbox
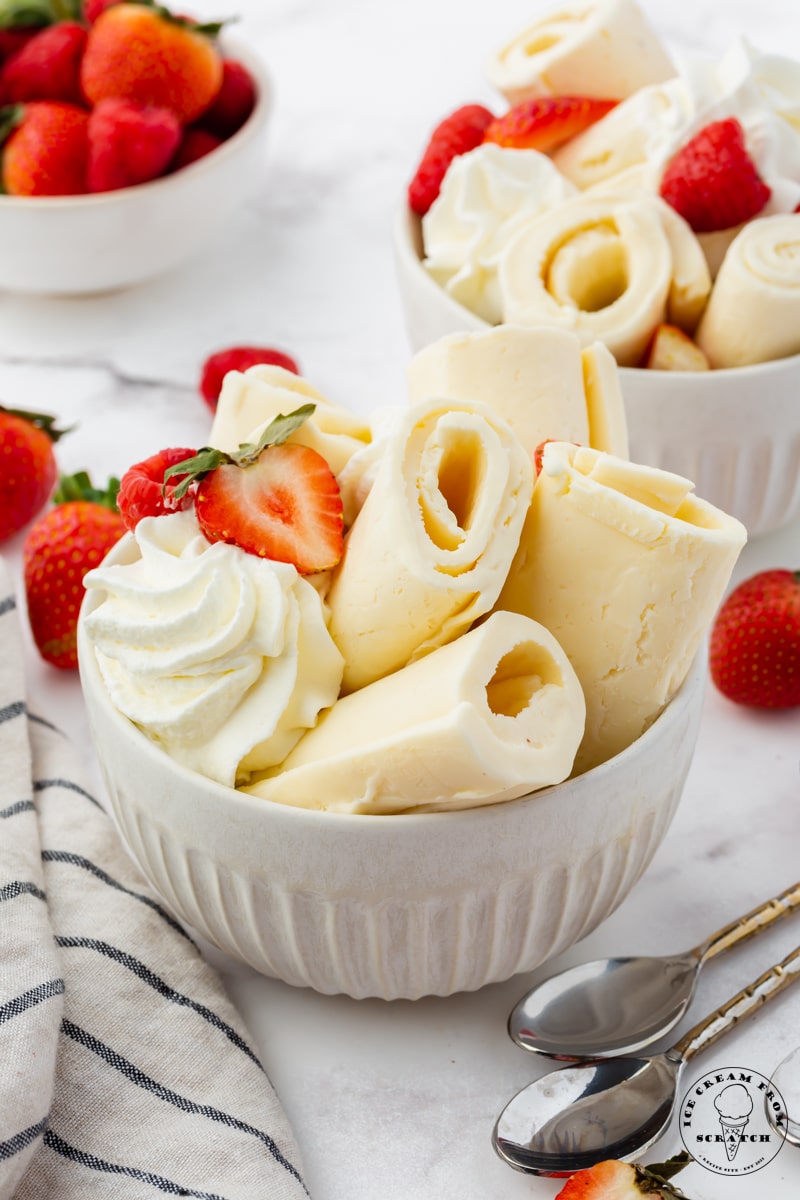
[210,364,371,476]
[496,443,747,774]
[407,325,628,460]
[245,611,586,814]
[696,215,800,367]
[498,194,710,364]
[325,398,533,693]
[553,77,693,190]
[422,144,576,324]
[486,0,675,107]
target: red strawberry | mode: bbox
[81,3,224,125]
[0,405,69,541]
[0,21,87,106]
[710,569,800,708]
[0,28,40,66]
[170,126,221,170]
[484,95,616,153]
[23,472,126,669]
[87,96,181,191]
[408,103,495,216]
[117,446,198,530]
[660,118,771,233]
[0,100,88,195]
[200,58,255,139]
[83,0,122,20]
[555,1153,690,1200]
[165,407,344,574]
[200,345,300,411]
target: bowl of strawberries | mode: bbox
[393,0,800,537]
[0,0,271,294]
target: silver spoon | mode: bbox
[768,1046,800,1148]
[493,942,800,1177]
[509,881,800,1059]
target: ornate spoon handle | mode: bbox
[692,881,800,965]
[671,943,800,1064]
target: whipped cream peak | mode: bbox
[82,511,344,787]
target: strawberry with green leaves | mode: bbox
[710,569,800,708]
[23,471,125,668]
[555,1153,692,1200]
[165,405,344,575]
[0,403,68,541]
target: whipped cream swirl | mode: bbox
[82,511,344,788]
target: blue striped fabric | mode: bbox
[0,564,309,1200]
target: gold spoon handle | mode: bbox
[692,881,800,965]
[672,943,800,1064]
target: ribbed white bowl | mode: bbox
[0,40,271,295]
[393,205,800,537]
[77,537,705,1000]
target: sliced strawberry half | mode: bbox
[165,405,344,574]
[483,95,616,154]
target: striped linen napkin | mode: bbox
[0,559,310,1200]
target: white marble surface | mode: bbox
[3,0,800,1196]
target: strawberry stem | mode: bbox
[634,1151,694,1198]
[164,403,316,500]
[54,471,120,511]
[0,402,72,442]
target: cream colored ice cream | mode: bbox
[81,511,344,788]
[245,611,585,814]
[696,214,800,367]
[209,364,371,477]
[325,397,533,693]
[486,0,675,107]
[406,325,629,460]
[496,442,747,774]
[421,144,576,324]
[498,193,711,364]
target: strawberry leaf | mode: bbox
[54,471,120,511]
[0,402,73,442]
[634,1151,694,1198]
[0,105,25,149]
[151,4,233,36]
[163,403,316,500]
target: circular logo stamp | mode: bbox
[680,1066,787,1175]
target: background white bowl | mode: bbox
[394,205,800,538]
[77,536,706,1001]
[0,41,271,296]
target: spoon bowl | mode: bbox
[494,1053,679,1177]
[509,881,800,1059]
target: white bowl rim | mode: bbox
[0,35,271,209]
[395,202,800,382]
[78,569,705,832]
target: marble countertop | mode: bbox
[3,0,800,1196]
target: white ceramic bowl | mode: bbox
[394,205,800,537]
[0,41,271,295]
[77,536,706,1001]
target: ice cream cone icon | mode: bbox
[715,1084,754,1161]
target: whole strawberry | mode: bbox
[408,103,495,216]
[200,345,301,411]
[87,97,181,191]
[0,100,88,194]
[200,57,256,139]
[710,569,800,709]
[0,405,67,541]
[0,21,88,106]
[81,3,224,125]
[116,445,197,530]
[24,472,126,669]
[170,126,221,170]
[660,117,771,233]
[555,1153,691,1199]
